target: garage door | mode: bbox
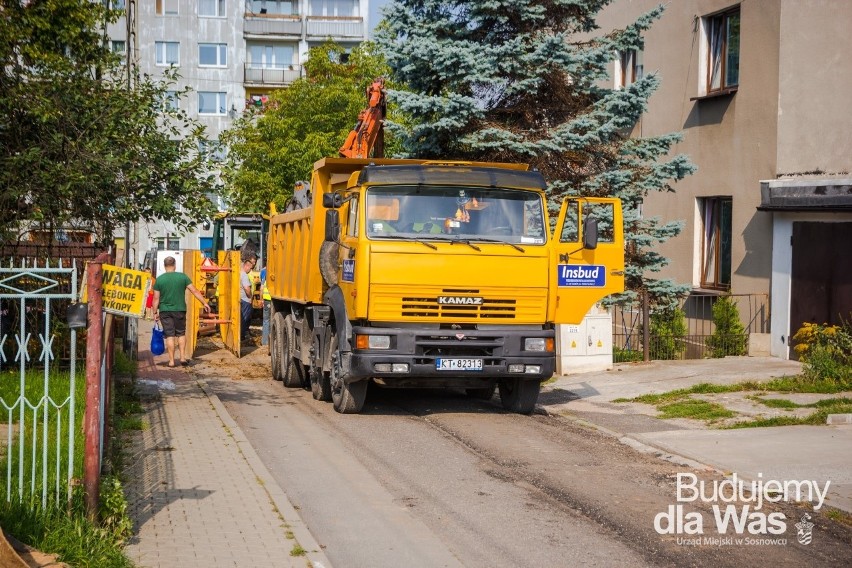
[789,222,852,358]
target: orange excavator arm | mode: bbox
[339,78,386,159]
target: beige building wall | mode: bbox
[597,0,785,296]
[776,0,852,175]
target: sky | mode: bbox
[369,0,392,36]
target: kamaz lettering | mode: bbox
[438,296,484,305]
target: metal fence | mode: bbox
[612,293,769,362]
[0,259,81,506]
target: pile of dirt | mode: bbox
[0,530,69,568]
[192,334,271,381]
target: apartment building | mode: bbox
[108,0,372,266]
[597,0,852,359]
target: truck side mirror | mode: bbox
[325,209,340,242]
[582,216,598,250]
[322,193,344,209]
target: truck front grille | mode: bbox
[370,286,548,323]
[401,294,515,319]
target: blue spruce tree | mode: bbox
[376,0,695,305]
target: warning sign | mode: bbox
[83,265,151,318]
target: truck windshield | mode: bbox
[364,185,546,245]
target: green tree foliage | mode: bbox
[706,296,748,358]
[220,42,398,213]
[376,0,695,306]
[0,0,218,244]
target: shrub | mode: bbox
[614,346,643,363]
[649,306,687,360]
[706,296,747,358]
[793,322,852,382]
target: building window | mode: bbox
[198,91,227,115]
[699,197,732,290]
[111,40,126,62]
[155,237,181,250]
[615,49,643,89]
[198,139,227,161]
[199,0,226,17]
[310,0,358,17]
[199,43,227,67]
[112,0,126,11]
[251,0,296,15]
[163,90,179,110]
[705,7,740,93]
[155,41,180,66]
[156,0,178,15]
[248,44,294,68]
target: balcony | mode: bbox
[244,63,302,86]
[243,13,302,37]
[305,16,364,40]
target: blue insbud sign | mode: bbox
[342,259,355,282]
[557,264,606,287]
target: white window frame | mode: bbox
[163,91,179,110]
[199,0,226,18]
[310,0,359,17]
[156,0,179,16]
[111,40,126,63]
[198,91,227,115]
[156,237,181,250]
[251,0,296,15]
[155,41,180,66]
[199,43,228,67]
[248,44,295,69]
[199,139,227,162]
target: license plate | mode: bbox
[436,358,483,371]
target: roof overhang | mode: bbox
[758,178,852,211]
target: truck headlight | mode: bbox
[356,334,391,349]
[524,338,553,352]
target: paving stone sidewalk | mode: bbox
[123,327,330,568]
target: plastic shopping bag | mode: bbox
[151,322,165,356]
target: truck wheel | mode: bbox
[465,384,496,400]
[309,337,332,400]
[319,241,339,287]
[282,315,304,388]
[329,335,367,413]
[498,378,540,414]
[310,367,332,401]
[270,312,285,381]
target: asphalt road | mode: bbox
[201,371,852,568]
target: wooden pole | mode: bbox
[84,251,109,518]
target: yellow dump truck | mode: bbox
[266,157,624,414]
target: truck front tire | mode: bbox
[498,378,540,414]
[328,334,367,413]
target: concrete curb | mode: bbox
[541,405,725,473]
[198,379,334,568]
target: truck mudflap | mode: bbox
[342,325,556,384]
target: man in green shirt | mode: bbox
[153,256,211,367]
